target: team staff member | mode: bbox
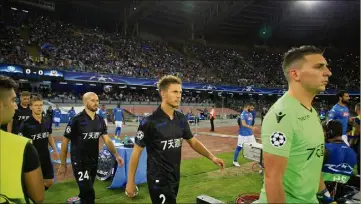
[126,75,225,204]
[328,90,351,145]
[19,95,59,191]
[258,46,332,203]
[318,120,356,203]
[0,75,44,203]
[6,91,31,134]
[209,106,215,132]
[58,92,124,204]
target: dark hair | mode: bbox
[157,75,182,93]
[336,90,347,100]
[0,75,18,99]
[326,120,343,138]
[282,45,323,81]
[30,94,43,105]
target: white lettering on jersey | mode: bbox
[82,132,102,140]
[18,116,30,121]
[31,132,50,140]
[160,138,183,150]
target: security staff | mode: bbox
[58,92,124,204]
[0,75,44,203]
[7,91,32,134]
[126,75,224,204]
[19,95,58,190]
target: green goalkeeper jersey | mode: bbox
[258,92,324,203]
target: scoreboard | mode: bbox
[0,64,64,80]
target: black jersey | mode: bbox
[64,110,107,164]
[135,106,193,184]
[18,115,52,159]
[12,105,32,134]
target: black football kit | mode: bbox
[19,115,54,179]
[135,106,193,204]
[12,105,32,134]
[64,110,107,204]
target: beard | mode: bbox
[87,104,98,112]
[342,99,349,105]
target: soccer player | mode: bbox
[19,95,58,191]
[58,92,124,204]
[0,75,44,203]
[233,103,258,167]
[113,103,125,138]
[6,91,31,134]
[98,104,108,126]
[258,46,332,203]
[53,105,62,130]
[125,75,224,204]
[68,107,76,121]
[328,90,351,145]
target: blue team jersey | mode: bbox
[239,110,253,136]
[113,107,124,121]
[319,110,327,120]
[99,109,107,119]
[328,104,350,135]
[251,110,256,125]
[53,109,62,118]
[68,109,76,118]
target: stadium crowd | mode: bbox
[1,16,359,90]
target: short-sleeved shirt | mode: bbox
[12,105,32,134]
[135,106,193,184]
[113,107,124,121]
[63,110,107,164]
[328,104,350,135]
[258,92,324,203]
[239,110,253,136]
[18,116,53,160]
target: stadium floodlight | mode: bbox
[11,7,18,11]
[297,0,321,8]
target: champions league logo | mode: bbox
[201,85,217,90]
[241,86,255,92]
[89,75,114,82]
[7,66,16,72]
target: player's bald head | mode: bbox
[83,92,97,103]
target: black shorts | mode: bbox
[147,177,179,204]
[40,156,54,179]
[72,160,97,204]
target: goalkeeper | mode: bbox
[257,46,332,203]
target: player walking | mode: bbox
[19,95,58,190]
[58,92,124,204]
[233,103,257,167]
[125,75,224,204]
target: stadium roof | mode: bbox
[8,0,361,48]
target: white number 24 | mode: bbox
[78,170,89,181]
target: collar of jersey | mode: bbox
[156,106,177,120]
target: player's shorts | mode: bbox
[238,135,256,147]
[53,117,60,123]
[342,135,350,146]
[115,121,123,128]
[147,177,179,204]
[104,119,108,126]
[40,156,54,179]
[72,160,97,204]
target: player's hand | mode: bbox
[125,182,137,198]
[53,151,60,161]
[252,126,259,132]
[57,164,67,177]
[211,157,225,170]
[115,155,124,167]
